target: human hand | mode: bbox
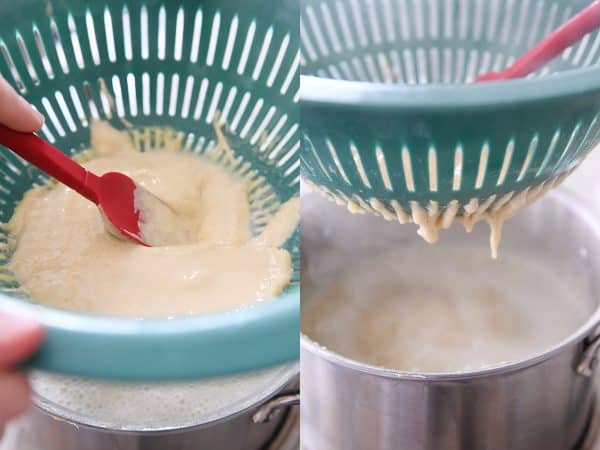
[0,76,44,132]
[0,73,45,438]
[0,314,43,437]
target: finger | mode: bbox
[0,77,44,132]
[0,372,30,425]
[0,315,43,368]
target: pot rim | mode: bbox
[300,188,600,381]
[31,362,299,435]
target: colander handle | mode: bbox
[478,0,600,81]
[0,125,100,203]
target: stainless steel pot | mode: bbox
[301,191,600,450]
[19,364,299,450]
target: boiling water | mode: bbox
[302,246,592,373]
[31,364,294,430]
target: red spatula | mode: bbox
[0,125,185,246]
[476,0,600,82]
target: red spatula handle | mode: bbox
[478,0,600,81]
[0,125,100,203]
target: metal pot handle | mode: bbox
[252,392,300,423]
[577,333,600,377]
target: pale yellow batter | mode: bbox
[8,123,298,317]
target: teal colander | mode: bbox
[0,0,299,379]
[300,0,600,231]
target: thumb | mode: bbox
[0,314,43,368]
[0,77,44,133]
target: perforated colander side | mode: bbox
[299,0,600,224]
[0,0,300,379]
[300,0,600,83]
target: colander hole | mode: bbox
[205,81,222,124]
[453,145,463,191]
[497,140,515,186]
[180,76,194,119]
[401,147,415,192]
[261,114,287,151]
[221,15,239,71]
[517,136,538,182]
[283,156,300,177]
[189,9,203,64]
[553,123,582,171]
[154,7,167,60]
[428,147,438,192]
[230,91,250,132]
[499,0,516,45]
[167,73,179,117]
[513,0,530,46]
[475,143,489,189]
[416,48,428,84]
[220,85,237,124]
[320,3,342,52]
[41,97,65,136]
[15,33,39,85]
[252,27,273,81]
[464,50,479,83]
[526,1,544,47]
[270,123,297,160]
[67,14,85,69]
[32,26,54,80]
[429,48,441,83]
[111,75,125,118]
[98,79,112,118]
[174,8,185,61]
[155,72,165,116]
[50,19,69,74]
[140,5,149,60]
[536,129,561,177]
[472,0,484,39]
[375,146,392,190]
[237,21,255,74]
[584,32,600,66]
[240,98,263,139]
[54,91,77,132]
[573,33,591,66]
[300,20,317,62]
[413,0,426,40]
[103,8,116,63]
[365,0,382,45]
[402,49,416,83]
[82,81,100,119]
[305,6,329,57]
[206,11,220,67]
[335,0,355,49]
[126,73,138,117]
[266,34,290,87]
[122,6,133,61]
[249,105,274,144]
[443,0,453,39]
[349,0,368,47]
[364,54,381,82]
[192,77,208,120]
[85,11,100,65]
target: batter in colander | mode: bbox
[6,122,298,316]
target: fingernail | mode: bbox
[31,106,45,126]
